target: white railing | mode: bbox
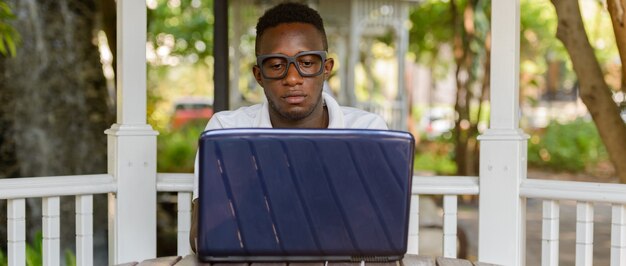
[0,174,116,266]
[520,179,626,266]
[155,173,194,256]
[2,173,479,264]
[409,176,479,258]
[6,172,626,265]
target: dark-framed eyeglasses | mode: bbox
[256,51,327,79]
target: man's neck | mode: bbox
[270,106,329,129]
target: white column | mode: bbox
[8,199,26,266]
[542,200,559,266]
[76,195,93,266]
[106,0,158,264]
[345,0,360,107]
[477,1,526,265]
[395,5,409,131]
[42,197,60,266]
[115,0,147,125]
[487,0,521,130]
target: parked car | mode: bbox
[419,107,455,139]
[171,97,213,129]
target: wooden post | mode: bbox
[477,0,527,265]
[105,0,158,263]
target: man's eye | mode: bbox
[270,64,285,70]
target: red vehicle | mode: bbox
[171,98,213,129]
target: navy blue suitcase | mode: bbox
[197,128,414,262]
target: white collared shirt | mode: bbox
[193,92,388,198]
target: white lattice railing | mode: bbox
[155,173,194,256]
[0,174,116,266]
[0,173,196,265]
[1,173,479,264]
[520,179,626,266]
[409,176,480,258]
[6,173,626,265]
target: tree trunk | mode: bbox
[608,0,626,94]
[0,0,112,177]
[452,0,478,176]
[551,0,626,183]
[472,30,491,176]
[0,0,112,256]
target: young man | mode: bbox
[190,2,387,251]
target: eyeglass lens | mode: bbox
[261,54,323,78]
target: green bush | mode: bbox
[528,118,608,172]
[0,248,6,266]
[157,121,207,173]
[0,231,77,266]
[413,152,457,175]
[414,136,457,175]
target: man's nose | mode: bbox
[282,62,304,85]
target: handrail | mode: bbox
[0,174,116,199]
[157,173,194,192]
[520,178,626,204]
[154,174,481,195]
[412,176,479,195]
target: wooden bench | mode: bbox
[117,255,501,266]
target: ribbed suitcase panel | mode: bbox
[286,141,356,253]
[217,140,281,252]
[349,140,410,251]
[315,140,392,253]
[252,139,319,254]
[198,141,243,255]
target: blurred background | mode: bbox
[0,0,625,264]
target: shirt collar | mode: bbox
[257,92,344,128]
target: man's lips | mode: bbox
[283,94,306,104]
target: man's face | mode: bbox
[253,23,334,123]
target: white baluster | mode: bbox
[576,202,594,266]
[443,195,457,258]
[611,204,626,266]
[177,192,192,256]
[8,198,26,266]
[407,194,419,254]
[43,197,60,266]
[76,195,93,266]
[541,200,559,266]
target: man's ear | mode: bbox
[253,65,264,87]
[323,58,335,80]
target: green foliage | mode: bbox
[408,0,454,64]
[0,0,20,57]
[528,119,608,172]
[414,136,457,175]
[414,152,457,175]
[65,249,76,266]
[157,121,206,172]
[25,232,43,266]
[0,231,78,266]
[147,0,214,63]
[0,248,7,266]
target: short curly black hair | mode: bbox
[255,2,328,53]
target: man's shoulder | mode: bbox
[210,104,263,128]
[338,106,388,129]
